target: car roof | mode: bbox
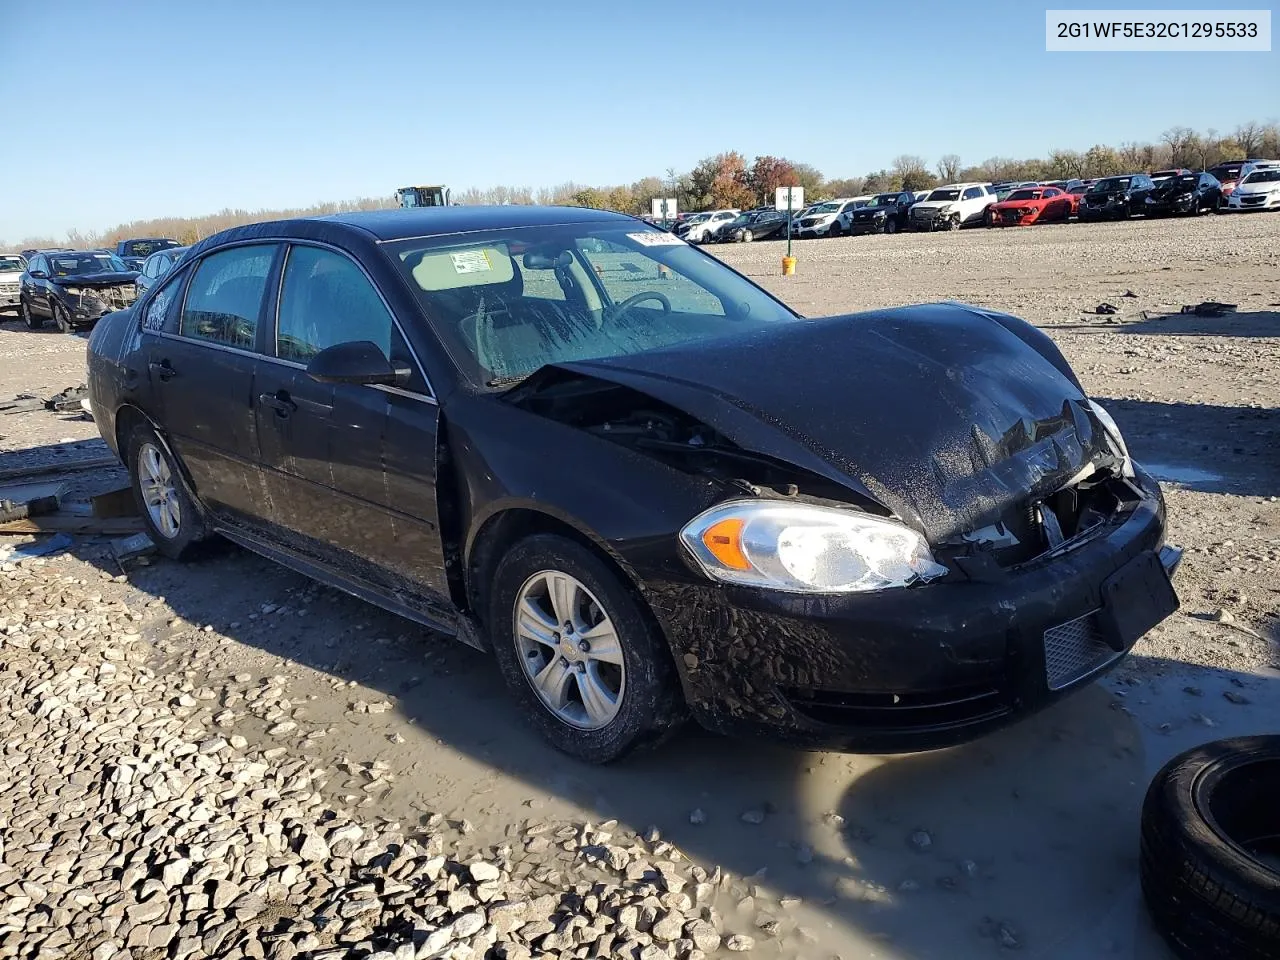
[316,206,630,241]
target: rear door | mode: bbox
[254,242,450,611]
[144,242,281,523]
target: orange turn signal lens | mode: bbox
[702,517,750,570]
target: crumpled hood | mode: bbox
[554,304,1112,543]
[911,200,956,211]
[51,272,138,286]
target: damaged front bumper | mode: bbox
[62,284,139,324]
[646,467,1178,752]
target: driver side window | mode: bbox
[576,240,725,317]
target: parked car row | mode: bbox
[660,157,1280,243]
[6,237,188,332]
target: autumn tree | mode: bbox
[747,155,798,207]
[823,177,866,198]
[891,154,934,191]
[1161,127,1197,168]
[1234,122,1264,157]
[936,154,962,182]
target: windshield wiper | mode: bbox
[486,374,529,388]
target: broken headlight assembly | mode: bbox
[680,500,948,594]
[1085,398,1135,478]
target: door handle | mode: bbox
[258,391,297,417]
[148,359,178,381]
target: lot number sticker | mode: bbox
[450,249,493,274]
[627,232,686,247]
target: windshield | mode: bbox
[1243,169,1280,184]
[385,224,796,386]
[685,213,710,224]
[925,189,961,202]
[1208,164,1244,182]
[870,194,899,206]
[1006,189,1045,201]
[49,253,130,276]
[121,239,179,257]
[1168,175,1200,188]
[0,257,23,273]
[1089,177,1132,193]
[809,202,842,214]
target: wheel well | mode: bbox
[114,404,147,460]
[466,510,606,621]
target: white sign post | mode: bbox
[651,198,678,223]
[776,186,804,261]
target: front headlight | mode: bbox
[1086,398,1134,478]
[679,500,948,594]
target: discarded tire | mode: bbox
[1140,735,1280,960]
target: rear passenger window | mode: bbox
[963,187,983,200]
[143,270,186,333]
[179,245,277,349]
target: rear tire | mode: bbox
[1140,736,1280,960]
[126,423,207,560]
[488,534,684,763]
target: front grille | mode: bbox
[1242,195,1266,205]
[1001,210,1021,223]
[1043,611,1119,690]
[0,282,18,294]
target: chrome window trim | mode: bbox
[232,349,437,405]
[274,239,436,401]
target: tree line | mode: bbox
[6,121,1277,252]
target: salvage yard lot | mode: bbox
[1,212,1278,960]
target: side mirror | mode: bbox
[306,340,409,387]
[29,270,47,280]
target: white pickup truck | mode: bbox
[908,183,996,231]
[0,255,25,315]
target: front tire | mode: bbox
[828,222,843,238]
[489,534,684,763]
[884,219,899,235]
[741,229,753,243]
[126,424,206,560]
[51,302,72,333]
[21,299,42,330]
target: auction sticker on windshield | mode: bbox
[627,233,686,247]
[450,249,493,274]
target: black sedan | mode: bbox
[1078,174,1157,220]
[845,192,917,235]
[86,207,1180,762]
[715,209,790,242]
[135,245,190,296]
[20,251,140,332]
[1143,172,1222,216]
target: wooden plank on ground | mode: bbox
[0,457,120,482]
[0,514,144,536]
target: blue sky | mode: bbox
[0,0,1275,241]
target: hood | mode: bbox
[50,272,138,286]
[531,304,1113,544]
[854,207,890,218]
[1238,180,1280,195]
[991,199,1038,210]
[911,200,956,211]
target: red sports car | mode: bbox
[988,186,1078,226]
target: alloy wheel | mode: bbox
[138,442,181,539]
[513,570,625,730]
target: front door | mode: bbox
[254,243,450,614]
[142,243,281,522]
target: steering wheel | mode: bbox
[607,291,671,322]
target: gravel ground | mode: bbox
[0,212,1277,960]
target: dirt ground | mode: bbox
[1,211,1277,960]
